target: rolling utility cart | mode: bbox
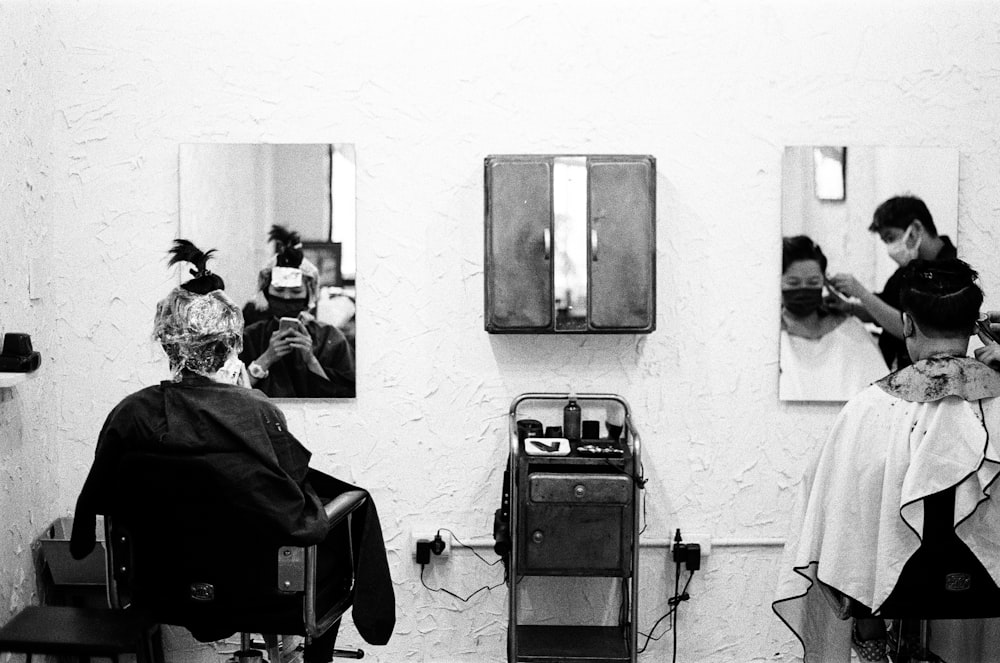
[506,393,642,663]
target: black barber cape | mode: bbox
[70,376,394,645]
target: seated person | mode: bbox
[241,225,355,398]
[773,258,1000,662]
[69,241,393,661]
[779,235,888,401]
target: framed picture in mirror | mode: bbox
[179,143,357,399]
[779,145,959,402]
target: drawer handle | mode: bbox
[531,530,544,544]
[574,484,586,498]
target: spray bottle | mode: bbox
[563,393,581,441]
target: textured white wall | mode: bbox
[0,1,61,635]
[4,1,1000,661]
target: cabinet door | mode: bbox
[588,157,656,331]
[485,157,553,331]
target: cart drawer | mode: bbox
[528,473,631,504]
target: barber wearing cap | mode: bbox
[241,226,355,398]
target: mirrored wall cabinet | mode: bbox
[484,155,656,334]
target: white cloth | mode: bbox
[773,357,1000,662]
[780,316,889,402]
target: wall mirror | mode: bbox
[779,145,959,402]
[484,154,656,334]
[180,143,357,399]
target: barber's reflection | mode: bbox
[240,225,356,398]
[829,196,957,372]
[780,235,887,401]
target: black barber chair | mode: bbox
[856,486,1000,662]
[106,451,367,662]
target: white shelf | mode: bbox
[0,372,37,388]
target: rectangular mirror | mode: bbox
[180,143,357,399]
[779,145,959,402]
[484,154,655,333]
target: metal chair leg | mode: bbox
[265,634,281,663]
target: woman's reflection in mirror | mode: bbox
[780,235,888,401]
[239,225,356,398]
[828,196,956,371]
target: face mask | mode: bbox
[782,288,824,317]
[886,225,920,267]
[265,294,308,319]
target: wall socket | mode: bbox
[411,529,452,559]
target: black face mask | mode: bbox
[266,294,308,320]
[782,288,823,317]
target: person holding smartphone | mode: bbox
[240,226,355,398]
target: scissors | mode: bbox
[975,313,999,345]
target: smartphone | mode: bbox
[976,314,999,345]
[278,317,302,333]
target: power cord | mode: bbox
[419,564,505,603]
[637,570,693,654]
[438,528,504,566]
[638,529,697,659]
[419,528,506,602]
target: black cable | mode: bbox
[672,559,680,663]
[418,528,506,600]
[437,528,504,566]
[598,457,648,535]
[636,570,694,653]
[419,563,504,602]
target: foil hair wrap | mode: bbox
[271,266,304,288]
[153,287,244,380]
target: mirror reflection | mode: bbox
[779,145,959,402]
[179,143,357,399]
[553,157,589,330]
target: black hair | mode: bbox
[168,239,225,294]
[782,235,828,275]
[269,225,304,269]
[898,258,982,335]
[869,196,938,236]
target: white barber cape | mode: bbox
[773,356,1000,662]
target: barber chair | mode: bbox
[854,486,1000,662]
[106,451,367,662]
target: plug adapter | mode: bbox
[415,539,432,565]
[430,532,446,555]
[684,543,701,571]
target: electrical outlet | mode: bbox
[685,533,712,558]
[410,529,452,560]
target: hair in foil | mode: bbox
[153,287,244,379]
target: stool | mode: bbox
[0,606,162,663]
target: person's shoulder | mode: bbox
[838,381,893,417]
[209,381,272,405]
[115,383,164,408]
[103,384,165,424]
[244,318,272,334]
[308,318,346,341]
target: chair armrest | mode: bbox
[303,490,367,637]
[323,490,367,528]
